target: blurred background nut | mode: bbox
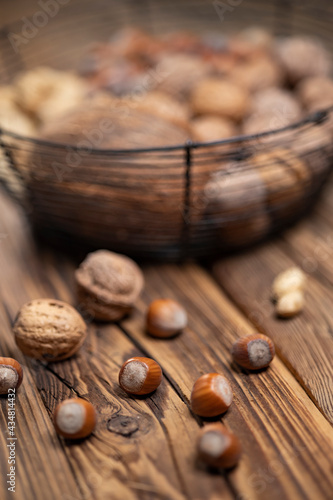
[146,299,187,338]
[190,78,250,121]
[250,87,302,122]
[230,54,284,93]
[14,67,89,125]
[75,250,144,321]
[13,299,87,361]
[275,36,332,83]
[126,90,190,129]
[297,76,333,111]
[190,115,237,142]
[154,54,213,100]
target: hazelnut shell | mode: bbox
[232,334,275,370]
[191,373,233,417]
[198,423,242,469]
[119,357,162,395]
[54,398,96,439]
[0,357,23,394]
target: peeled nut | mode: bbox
[54,398,96,439]
[197,423,242,469]
[13,299,87,361]
[190,78,250,121]
[190,373,233,417]
[232,334,275,370]
[75,250,144,321]
[0,358,23,394]
[276,290,304,318]
[119,357,162,395]
[146,299,187,338]
[272,267,306,300]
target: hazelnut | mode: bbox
[119,357,162,395]
[75,250,144,321]
[232,334,275,370]
[190,115,237,143]
[275,36,331,83]
[190,78,250,121]
[146,299,187,338]
[276,290,304,318]
[190,373,233,417]
[54,398,96,439]
[272,267,306,300]
[197,423,242,469]
[13,299,87,361]
[0,358,23,395]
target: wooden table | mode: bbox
[0,178,333,500]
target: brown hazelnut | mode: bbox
[275,36,331,83]
[119,357,162,395]
[0,358,23,394]
[232,334,275,370]
[190,373,233,417]
[146,299,187,338]
[190,78,250,121]
[13,299,87,361]
[197,423,242,469]
[54,398,96,439]
[75,250,144,321]
[190,115,237,143]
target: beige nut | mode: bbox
[297,76,333,111]
[276,290,304,318]
[190,78,250,121]
[190,115,237,143]
[230,55,284,93]
[13,299,87,361]
[275,36,331,83]
[75,250,144,321]
[272,267,306,300]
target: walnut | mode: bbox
[275,36,331,83]
[75,250,144,321]
[190,78,250,121]
[125,91,190,129]
[13,299,87,361]
[190,115,237,142]
[297,76,333,111]
[230,55,284,93]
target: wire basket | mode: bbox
[0,0,333,260]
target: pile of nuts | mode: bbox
[0,28,332,254]
[1,250,307,471]
[272,267,307,318]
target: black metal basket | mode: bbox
[0,0,332,260]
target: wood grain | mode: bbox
[0,181,333,500]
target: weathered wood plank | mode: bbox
[212,238,333,424]
[121,264,333,500]
[0,190,235,500]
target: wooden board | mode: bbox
[0,183,333,500]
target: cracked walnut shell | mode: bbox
[13,299,87,361]
[75,250,144,321]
